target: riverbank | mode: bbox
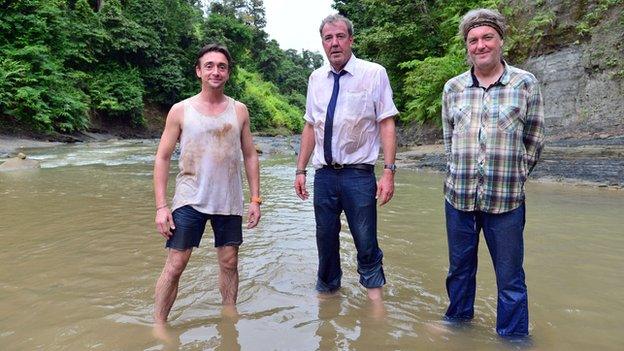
[395,137,624,188]
[2,133,623,188]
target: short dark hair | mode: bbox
[195,43,233,69]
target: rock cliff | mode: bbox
[507,0,624,140]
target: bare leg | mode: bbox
[217,245,239,305]
[367,289,387,320]
[154,248,192,324]
[367,287,383,301]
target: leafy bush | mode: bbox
[237,68,304,133]
[400,45,466,125]
[88,65,145,126]
[0,50,89,132]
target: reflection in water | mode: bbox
[152,323,179,349]
[1,140,623,350]
[216,306,241,351]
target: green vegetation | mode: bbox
[0,0,322,135]
[334,0,500,125]
[2,0,620,135]
[576,0,622,37]
[335,0,622,126]
[237,68,304,133]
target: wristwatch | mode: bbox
[383,164,397,174]
[251,196,262,205]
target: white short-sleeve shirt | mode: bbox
[304,54,399,168]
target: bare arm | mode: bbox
[237,102,261,229]
[294,122,315,200]
[154,103,183,239]
[376,116,396,206]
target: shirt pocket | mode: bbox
[451,104,471,134]
[341,90,370,120]
[497,104,523,133]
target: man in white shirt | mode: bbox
[294,14,398,301]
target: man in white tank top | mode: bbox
[152,44,261,327]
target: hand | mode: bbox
[247,202,261,229]
[155,207,175,239]
[376,171,395,206]
[294,174,309,200]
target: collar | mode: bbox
[470,60,510,88]
[325,54,356,77]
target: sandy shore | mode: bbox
[0,135,63,157]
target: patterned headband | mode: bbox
[464,19,504,40]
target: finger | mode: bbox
[247,208,256,228]
[156,221,167,236]
[380,190,392,206]
[300,188,308,200]
[376,182,382,199]
[248,217,258,229]
[248,212,259,229]
[378,195,387,206]
[297,176,309,199]
[295,185,302,198]
[297,186,306,200]
[157,223,170,239]
[168,212,175,230]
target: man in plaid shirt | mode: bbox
[441,8,545,337]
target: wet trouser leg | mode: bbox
[314,168,343,292]
[445,200,529,336]
[482,203,528,336]
[341,168,385,288]
[444,200,480,320]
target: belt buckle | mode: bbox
[332,163,344,169]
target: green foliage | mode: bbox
[237,68,304,133]
[576,0,622,37]
[400,45,466,125]
[502,4,556,62]
[63,0,108,68]
[0,2,89,132]
[88,64,145,126]
[0,0,333,135]
[336,0,499,124]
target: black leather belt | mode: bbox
[322,163,374,171]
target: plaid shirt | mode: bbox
[442,63,545,214]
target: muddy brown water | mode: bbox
[1,139,623,350]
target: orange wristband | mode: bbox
[250,196,262,205]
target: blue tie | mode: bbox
[324,70,347,165]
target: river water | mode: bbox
[1,139,623,350]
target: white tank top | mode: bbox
[171,97,243,216]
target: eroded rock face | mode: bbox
[522,43,624,139]
[509,0,624,139]
[0,157,41,172]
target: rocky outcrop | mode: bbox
[510,0,624,140]
[522,44,624,140]
[0,152,40,172]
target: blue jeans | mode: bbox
[444,200,528,336]
[313,167,385,292]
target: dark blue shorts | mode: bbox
[166,205,243,250]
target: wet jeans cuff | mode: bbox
[357,252,386,288]
[316,273,342,292]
